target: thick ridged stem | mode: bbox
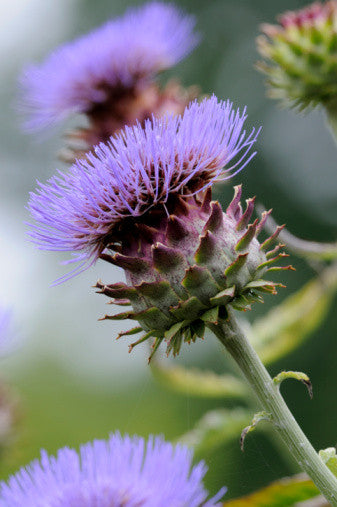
[208,312,337,505]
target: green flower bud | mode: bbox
[257,1,337,110]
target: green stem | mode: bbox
[208,312,337,505]
[325,104,337,146]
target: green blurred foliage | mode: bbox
[223,473,319,506]
[179,408,252,458]
[319,448,337,478]
[151,361,248,399]
[0,360,222,478]
[251,263,337,364]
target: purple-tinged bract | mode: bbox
[0,433,226,506]
[28,96,260,279]
[20,2,199,132]
[277,1,337,29]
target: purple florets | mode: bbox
[0,433,226,506]
[28,96,260,280]
[20,2,199,131]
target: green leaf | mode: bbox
[177,408,252,457]
[319,448,337,477]
[151,362,248,399]
[223,473,319,506]
[240,411,272,451]
[250,264,337,365]
[273,370,313,399]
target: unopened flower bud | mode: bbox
[257,1,337,111]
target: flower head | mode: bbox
[0,433,226,506]
[20,1,199,140]
[28,96,260,279]
[28,96,289,359]
[257,0,337,110]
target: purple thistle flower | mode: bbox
[0,433,226,506]
[20,2,199,133]
[28,96,260,281]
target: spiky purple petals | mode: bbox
[20,2,199,131]
[0,433,226,507]
[28,96,259,280]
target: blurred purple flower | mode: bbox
[28,96,260,281]
[0,306,14,357]
[20,2,199,131]
[0,433,226,506]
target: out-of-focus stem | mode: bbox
[326,103,337,147]
[208,312,337,505]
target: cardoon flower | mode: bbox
[28,96,289,360]
[257,1,337,110]
[20,2,199,157]
[0,433,226,506]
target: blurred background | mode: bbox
[0,0,337,500]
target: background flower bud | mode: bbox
[257,1,337,111]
